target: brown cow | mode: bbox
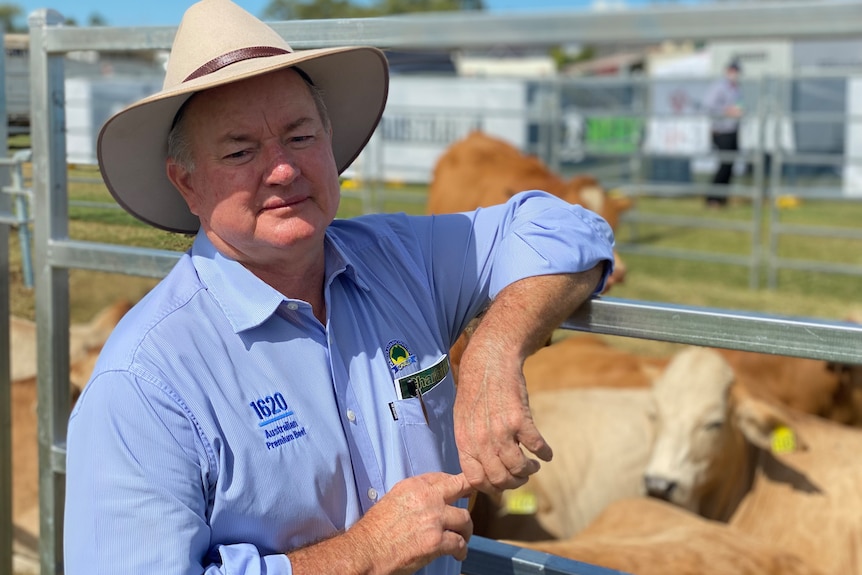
[503,497,825,575]
[644,346,862,575]
[427,131,633,230]
[427,130,632,290]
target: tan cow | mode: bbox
[471,386,656,541]
[11,298,133,383]
[520,334,862,427]
[643,346,862,575]
[503,497,825,575]
[720,347,862,426]
[427,130,632,290]
[427,131,633,230]
[522,334,667,393]
[9,299,132,573]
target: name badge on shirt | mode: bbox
[395,354,450,400]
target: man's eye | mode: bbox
[224,150,249,160]
[290,135,314,144]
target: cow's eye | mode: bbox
[704,420,724,431]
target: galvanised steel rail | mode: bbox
[462,536,629,575]
[0,150,34,287]
[34,1,862,52]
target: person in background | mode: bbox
[703,59,743,208]
[63,1,615,574]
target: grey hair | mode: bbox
[166,69,330,173]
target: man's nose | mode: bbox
[264,145,299,185]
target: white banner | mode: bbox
[843,77,862,197]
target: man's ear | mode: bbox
[166,159,200,216]
[731,387,807,453]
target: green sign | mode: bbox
[585,116,643,154]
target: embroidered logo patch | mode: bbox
[386,339,417,375]
[248,392,308,450]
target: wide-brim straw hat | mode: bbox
[98,0,389,234]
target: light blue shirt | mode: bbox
[703,76,742,134]
[64,190,615,575]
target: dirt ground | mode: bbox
[10,378,40,574]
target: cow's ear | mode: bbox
[578,186,605,213]
[732,394,807,453]
[612,194,634,212]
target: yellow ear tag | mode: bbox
[503,488,538,515]
[771,425,797,454]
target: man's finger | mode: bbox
[443,504,473,540]
[440,530,470,562]
[494,438,543,478]
[424,472,475,504]
[518,424,553,463]
[460,455,493,492]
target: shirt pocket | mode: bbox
[391,380,453,476]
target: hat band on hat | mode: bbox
[184,46,291,82]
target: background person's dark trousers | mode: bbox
[708,130,738,207]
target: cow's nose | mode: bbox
[644,476,677,501]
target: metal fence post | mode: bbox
[29,8,71,575]
[10,149,34,288]
[766,76,787,289]
[749,75,766,290]
[0,27,13,575]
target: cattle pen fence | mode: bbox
[3,3,862,574]
[357,69,862,291]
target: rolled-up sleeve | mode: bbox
[420,190,615,341]
[482,190,615,297]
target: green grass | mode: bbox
[7,165,862,329]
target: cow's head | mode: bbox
[643,347,737,512]
[643,346,804,518]
[566,177,633,232]
[563,178,632,291]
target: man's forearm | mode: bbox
[452,265,605,494]
[471,266,605,362]
[288,529,374,575]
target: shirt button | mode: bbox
[367,488,378,501]
[286,302,299,311]
[346,409,356,422]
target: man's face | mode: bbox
[727,68,739,84]
[168,69,340,267]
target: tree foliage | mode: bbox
[263,0,484,20]
[0,3,23,33]
[88,13,108,26]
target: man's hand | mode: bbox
[452,270,604,497]
[726,104,743,118]
[289,473,474,575]
[454,332,552,497]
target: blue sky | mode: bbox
[14,0,670,28]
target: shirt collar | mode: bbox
[324,225,370,293]
[190,229,369,333]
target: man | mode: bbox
[63,1,614,574]
[703,60,743,207]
